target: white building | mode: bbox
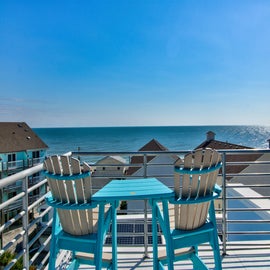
[91,155,127,193]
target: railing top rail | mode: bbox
[1,149,270,189]
[70,148,270,155]
[0,164,43,189]
[72,149,270,156]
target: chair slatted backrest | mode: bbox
[173,148,221,230]
[44,155,99,235]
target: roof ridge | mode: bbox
[139,138,168,151]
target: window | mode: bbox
[8,153,16,162]
[8,191,17,199]
[32,151,40,159]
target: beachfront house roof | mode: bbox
[195,131,253,150]
[92,156,127,175]
[0,122,48,153]
[195,131,262,180]
[95,155,127,165]
[90,155,128,192]
[126,138,180,176]
[125,138,180,211]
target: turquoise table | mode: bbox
[92,178,174,270]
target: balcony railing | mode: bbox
[0,149,270,269]
[0,157,45,172]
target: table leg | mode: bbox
[112,200,118,270]
[152,199,158,270]
[96,203,105,270]
[162,200,174,270]
[144,199,149,258]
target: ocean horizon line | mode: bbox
[33,124,270,129]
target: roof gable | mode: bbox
[138,138,168,151]
[126,139,171,175]
[0,122,48,153]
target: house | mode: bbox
[126,138,180,182]
[0,122,48,221]
[195,131,263,180]
[195,131,270,197]
[91,155,127,193]
[126,139,181,211]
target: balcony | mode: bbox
[0,157,45,172]
[0,149,270,269]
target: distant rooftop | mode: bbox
[195,131,253,150]
[195,131,262,180]
[126,139,169,175]
[0,122,48,153]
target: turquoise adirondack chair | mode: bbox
[156,148,223,269]
[44,155,112,269]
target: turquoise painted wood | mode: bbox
[155,148,223,270]
[93,178,174,270]
[44,155,113,270]
[93,178,174,200]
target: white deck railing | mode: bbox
[0,149,270,269]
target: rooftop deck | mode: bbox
[1,149,270,269]
[77,242,270,269]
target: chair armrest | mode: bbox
[46,195,99,210]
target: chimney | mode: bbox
[206,131,215,142]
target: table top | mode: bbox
[92,178,174,202]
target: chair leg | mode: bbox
[212,245,222,270]
[190,253,208,270]
[48,253,57,270]
[210,233,222,270]
[48,210,58,270]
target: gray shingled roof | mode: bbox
[126,139,170,175]
[0,122,48,153]
[195,131,262,179]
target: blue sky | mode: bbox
[1,1,270,127]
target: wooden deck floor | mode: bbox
[75,241,270,269]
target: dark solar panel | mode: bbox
[105,235,163,245]
[105,237,112,244]
[148,235,162,244]
[105,220,163,245]
[135,223,144,233]
[134,236,144,245]
[117,236,133,245]
[117,223,134,233]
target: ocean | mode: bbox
[34,125,270,156]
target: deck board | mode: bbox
[75,241,270,269]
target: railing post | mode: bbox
[144,199,149,258]
[222,152,227,255]
[22,176,29,269]
[143,154,147,178]
[143,154,149,257]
